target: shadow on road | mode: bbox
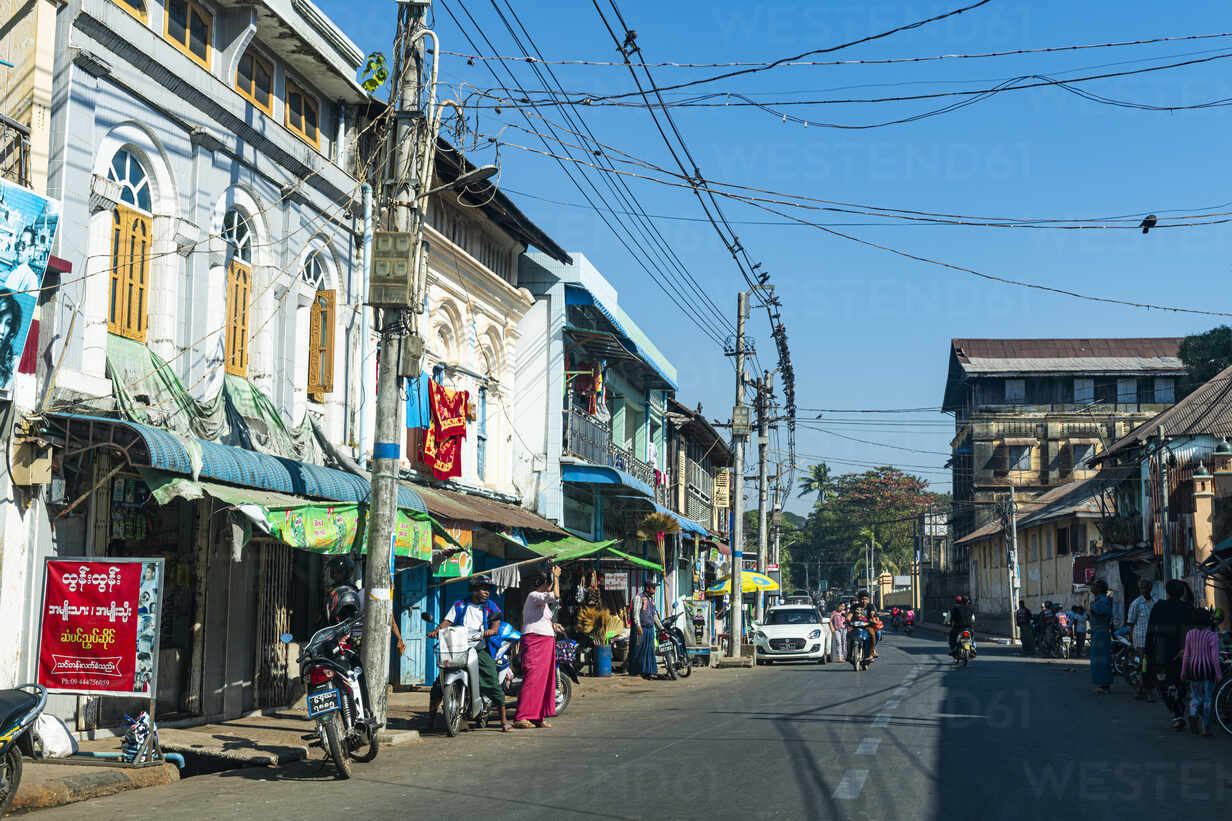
[930,643,1231,821]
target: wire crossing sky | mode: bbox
[319,0,1232,512]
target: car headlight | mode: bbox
[755,631,767,642]
[808,629,822,639]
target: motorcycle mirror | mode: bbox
[278,633,294,644]
[420,613,436,624]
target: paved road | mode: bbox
[30,631,1231,820]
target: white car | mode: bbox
[752,605,832,664]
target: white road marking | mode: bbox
[883,699,900,709]
[856,738,881,756]
[872,713,891,727]
[832,769,869,800]
[894,687,909,696]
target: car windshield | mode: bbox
[764,609,819,626]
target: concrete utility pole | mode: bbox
[1158,426,1172,581]
[755,370,771,622]
[728,292,748,656]
[1000,485,1020,641]
[362,0,430,728]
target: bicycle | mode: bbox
[1215,652,1232,736]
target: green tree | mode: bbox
[797,462,834,503]
[1178,325,1232,395]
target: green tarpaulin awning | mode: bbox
[605,546,664,572]
[500,533,663,571]
[140,470,460,559]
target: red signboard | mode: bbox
[37,559,163,696]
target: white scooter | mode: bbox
[423,614,498,737]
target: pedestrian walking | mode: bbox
[1088,580,1114,694]
[1146,579,1199,731]
[1181,607,1224,736]
[1016,601,1035,656]
[627,579,660,679]
[1069,605,1087,657]
[513,566,560,729]
[831,604,847,662]
[1126,578,1156,700]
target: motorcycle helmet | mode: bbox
[326,555,356,586]
[327,584,362,624]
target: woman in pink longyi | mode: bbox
[513,565,560,729]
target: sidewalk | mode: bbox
[11,668,719,813]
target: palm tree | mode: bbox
[797,462,833,502]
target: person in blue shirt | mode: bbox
[427,576,510,732]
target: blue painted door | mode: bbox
[397,567,427,685]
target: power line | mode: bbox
[438,0,731,348]
[569,0,994,105]
[486,0,735,335]
[435,31,1232,69]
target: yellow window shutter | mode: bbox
[225,261,250,377]
[319,289,336,393]
[307,291,324,401]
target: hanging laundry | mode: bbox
[422,379,469,480]
[404,371,432,431]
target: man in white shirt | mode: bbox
[427,576,509,731]
[1126,578,1155,700]
[4,228,38,293]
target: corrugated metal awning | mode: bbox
[409,482,566,535]
[47,413,426,512]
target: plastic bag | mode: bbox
[34,713,78,758]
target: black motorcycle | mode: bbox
[283,618,378,779]
[0,683,46,816]
[660,611,693,678]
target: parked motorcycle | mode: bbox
[656,623,682,680]
[848,617,874,671]
[283,617,378,779]
[953,629,976,667]
[660,611,693,678]
[0,684,46,816]
[492,623,580,715]
[1111,628,1143,690]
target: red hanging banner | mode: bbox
[37,558,164,696]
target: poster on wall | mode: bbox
[0,180,59,398]
[37,558,163,697]
[432,524,473,577]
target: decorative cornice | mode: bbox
[70,47,111,78]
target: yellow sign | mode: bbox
[432,524,473,578]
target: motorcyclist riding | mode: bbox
[847,590,880,660]
[426,576,510,732]
[948,595,975,656]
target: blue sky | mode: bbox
[318,0,1232,512]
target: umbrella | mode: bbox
[706,571,779,595]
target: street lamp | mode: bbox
[424,164,498,197]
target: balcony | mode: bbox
[564,404,667,505]
[0,114,30,188]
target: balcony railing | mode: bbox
[0,114,30,189]
[564,404,666,504]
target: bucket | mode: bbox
[593,645,613,677]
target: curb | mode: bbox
[378,730,422,746]
[11,762,180,812]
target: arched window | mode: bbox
[107,149,152,341]
[222,210,252,376]
[303,250,334,402]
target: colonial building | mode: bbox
[0,0,574,727]
[514,252,703,603]
[1094,364,1232,618]
[943,338,1184,540]
[665,397,732,599]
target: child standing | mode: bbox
[1181,609,1223,736]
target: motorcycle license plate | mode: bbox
[307,688,340,717]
